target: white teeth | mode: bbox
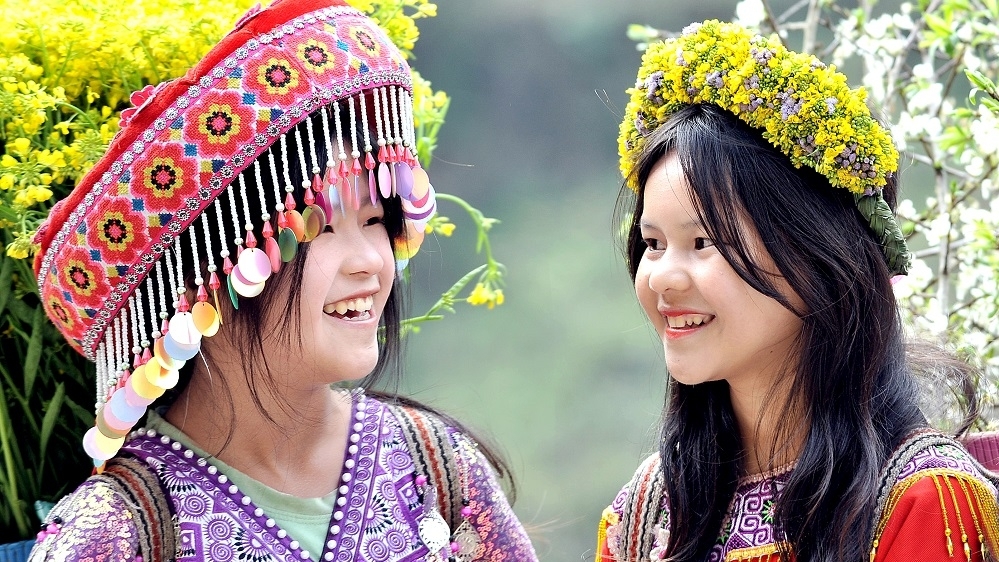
[324,296,374,316]
[666,314,711,328]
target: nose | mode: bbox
[644,254,692,294]
[340,225,386,276]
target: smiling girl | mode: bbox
[596,20,998,562]
[28,1,536,560]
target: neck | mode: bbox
[164,359,353,497]
[728,374,804,475]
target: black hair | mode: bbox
[615,104,946,561]
[154,99,516,498]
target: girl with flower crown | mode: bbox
[26,1,536,561]
[595,20,998,562]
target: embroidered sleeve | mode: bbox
[595,454,665,562]
[872,471,999,562]
[27,479,142,562]
[449,428,539,562]
[595,484,629,562]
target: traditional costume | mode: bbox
[597,433,999,561]
[27,0,537,560]
[596,19,999,562]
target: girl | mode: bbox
[28,1,536,560]
[596,20,998,562]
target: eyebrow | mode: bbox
[639,219,703,230]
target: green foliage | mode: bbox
[0,252,93,540]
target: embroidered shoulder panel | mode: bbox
[27,479,142,562]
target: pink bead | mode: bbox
[415,475,427,486]
[461,506,472,518]
[450,542,460,553]
[46,522,60,534]
[36,530,48,542]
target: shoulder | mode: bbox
[28,477,142,562]
[873,441,999,562]
[597,453,664,562]
[372,394,482,460]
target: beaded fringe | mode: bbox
[870,469,999,562]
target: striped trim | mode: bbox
[619,454,664,561]
[723,541,786,562]
[95,455,176,562]
[384,403,464,529]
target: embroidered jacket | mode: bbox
[29,396,537,562]
[596,440,999,562]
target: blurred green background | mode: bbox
[400,2,746,559]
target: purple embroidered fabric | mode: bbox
[28,396,536,562]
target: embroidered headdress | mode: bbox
[32,0,436,465]
[620,20,910,275]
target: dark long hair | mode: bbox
[616,104,929,561]
[156,100,516,497]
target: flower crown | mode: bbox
[619,20,910,275]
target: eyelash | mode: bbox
[642,237,715,251]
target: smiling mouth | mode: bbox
[323,296,375,320]
[665,313,714,329]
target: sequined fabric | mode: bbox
[29,396,536,561]
[27,481,141,562]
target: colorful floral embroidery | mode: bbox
[184,93,256,156]
[130,144,199,212]
[45,292,84,344]
[296,38,335,76]
[60,246,108,308]
[243,47,311,106]
[349,25,381,57]
[85,197,150,265]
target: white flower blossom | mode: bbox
[964,50,983,73]
[923,212,952,246]
[734,0,766,28]
[912,63,934,80]
[957,23,974,42]
[909,82,944,111]
[864,14,893,38]
[965,156,985,177]
[970,110,999,155]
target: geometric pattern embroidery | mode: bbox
[36,5,411,359]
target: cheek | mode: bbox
[634,264,660,323]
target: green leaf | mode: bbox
[0,256,13,319]
[0,379,29,535]
[965,68,997,95]
[924,13,952,36]
[23,306,45,397]
[38,383,65,463]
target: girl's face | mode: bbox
[634,152,803,392]
[261,191,395,387]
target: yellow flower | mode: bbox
[0,174,14,189]
[467,283,490,306]
[12,137,30,154]
[436,222,455,237]
[620,20,898,196]
[5,239,30,259]
[466,282,504,309]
